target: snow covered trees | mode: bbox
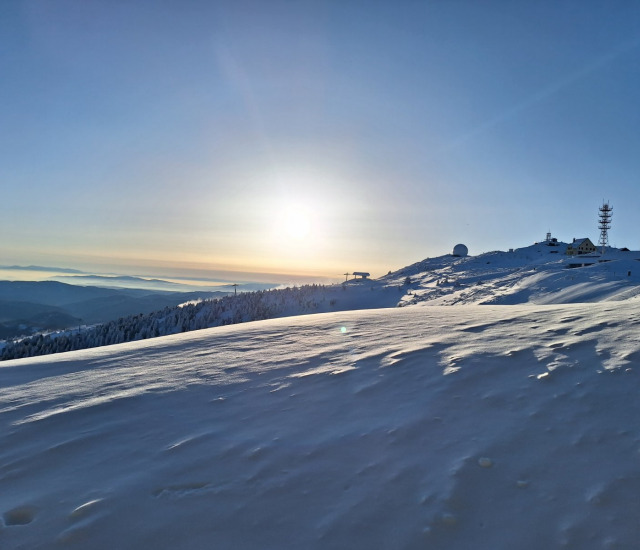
[1,285,331,361]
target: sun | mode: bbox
[276,202,314,242]
[265,192,331,264]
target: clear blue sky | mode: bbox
[2,1,639,281]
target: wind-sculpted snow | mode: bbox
[2,303,640,548]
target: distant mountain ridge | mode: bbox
[51,274,185,292]
[0,265,86,274]
[1,265,279,293]
[57,274,179,284]
[0,281,228,341]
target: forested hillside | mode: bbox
[1,281,398,360]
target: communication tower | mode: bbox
[598,201,612,254]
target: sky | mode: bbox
[2,1,640,283]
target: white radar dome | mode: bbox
[452,244,468,257]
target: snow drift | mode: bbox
[2,300,640,549]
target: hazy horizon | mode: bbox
[0,264,341,289]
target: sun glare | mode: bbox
[275,202,316,243]
[281,206,311,241]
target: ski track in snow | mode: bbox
[2,301,640,549]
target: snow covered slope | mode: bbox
[387,243,640,306]
[2,301,640,549]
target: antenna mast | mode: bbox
[598,201,612,255]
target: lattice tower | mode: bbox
[598,201,612,254]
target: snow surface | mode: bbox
[4,244,640,549]
[3,296,640,548]
[387,243,640,306]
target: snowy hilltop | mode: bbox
[3,243,640,549]
[385,241,640,306]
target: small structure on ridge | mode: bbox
[452,244,469,257]
[566,238,597,256]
